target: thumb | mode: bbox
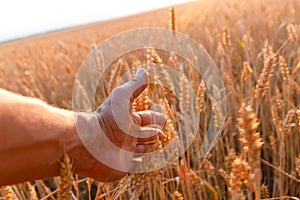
[120,68,148,102]
[109,68,148,137]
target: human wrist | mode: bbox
[71,110,136,174]
[62,111,98,175]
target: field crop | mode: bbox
[0,0,300,199]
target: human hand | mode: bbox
[96,68,166,153]
[72,68,166,181]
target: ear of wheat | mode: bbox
[241,61,253,82]
[58,153,73,200]
[281,108,296,135]
[254,42,277,100]
[172,190,184,200]
[222,27,232,47]
[169,7,176,32]
[261,183,269,199]
[179,73,190,111]
[197,80,206,113]
[228,157,250,200]
[0,185,18,200]
[238,103,263,159]
[279,56,290,82]
[287,24,298,42]
[238,102,263,200]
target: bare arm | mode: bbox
[0,88,76,185]
[0,68,166,186]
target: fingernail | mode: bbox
[136,68,144,76]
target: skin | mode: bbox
[0,68,166,186]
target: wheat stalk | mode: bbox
[108,59,123,93]
[296,156,300,177]
[297,108,300,130]
[188,169,218,200]
[292,60,300,76]
[86,178,93,200]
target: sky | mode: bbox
[0,0,191,43]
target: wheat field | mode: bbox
[1,0,300,199]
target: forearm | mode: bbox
[0,89,125,186]
[0,89,76,185]
[0,69,161,185]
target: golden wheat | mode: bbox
[58,154,73,200]
[238,102,263,200]
[169,7,176,32]
[279,56,290,82]
[238,103,263,162]
[287,24,298,42]
[241,61,253,82]
[179,74,190,111]
[254,42,276,100]
[222,27,232,47]
[281,108,296,135]
[108,59,123,93]
[0,186,17,200]
[228,157,251,200]
[172,190,184,200]
[261,183,269,199]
